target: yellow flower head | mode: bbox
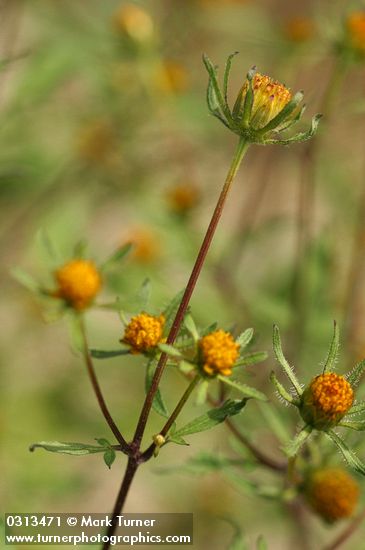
[242,73,292,130]
[346,12,365,53]
[301,373,354,430]
[199,330,240,376]
[112,4,154,44]
[305,468,360,523]
[127,228,160,264]
[122,313,165,353]
[154,61,189,95]
[283,16,314,43]
[167,182,200,214]
[54,259,102,310]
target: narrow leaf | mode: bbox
[167,434,189,446]
[223,51,239,105]
[327,430,365,475]
[195,380,209,405]
[101,243,133,271]
[273,325,302,396]
[90,348,130,359]
[348,400,365,415]
[339,420,365,431]
[163,289,185,331]
[158,343,182,358]
[236,328,254,349]
[235,351,268,368]
[29,441,108,456]
[11,268,42,294]
[173,399,247,439]
[323,321,340,373]
[218,375,267,401]
[184,314,199,342]
[270,371,297,405]
[346,359,365,388]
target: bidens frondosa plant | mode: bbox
[23,53,324,550]
[272,322,365,475]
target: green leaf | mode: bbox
[339,420,365,431]
[223,51,239,105]
[103,448,116,469]
[346,359,365,388]
[158,451,243,475]
[348,400,365,415]
[167,434,189,446]
[158,343,182,358]
[101,243,133,271]
[163,289,185,331]
[90,348,130,359]
[29,441,109,456]
[226,518,248,550]
[266,114,322,146]
[236,328,254,349]
[283,426,312,458]
[235,351,268,368]
[323,321,340,373]
[11,267,42,294]
[270,371,297,405]
[195,380,209,405]
[218,376,267,401]
[145,360,169,418]
[36,228,60,263]
[172,399,247,439]
[327,430,365,475]
[73,240,88,258]
[273,325,302,396]
[184,314,199,342]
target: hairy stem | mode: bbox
[79,315,129,453]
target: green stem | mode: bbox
[143,375,200,460]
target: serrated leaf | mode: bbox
[172,399,247,439]
[218,376,267,401]
[29,441,108,456]
[327,430,365,475]
[236,328,254,349]
[158,343,182,358]
[145,360,169,418]
[103,448,116,469]
[101,243,133,272]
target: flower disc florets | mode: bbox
[54,259,102,310]
[122,313,165,353]
[305,468,359,523]
[242,73,292,130]
[199,329,240,377]
[300,373,354,430]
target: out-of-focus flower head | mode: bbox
[204,53,321,146]
[154,60,189,95]
[112,3,154,44]
[53,259,102,311]
[304,467,360,523]
[124,228,161,264]
[346,11,365,56]
[282,16,315,43]
[166,182,200,216]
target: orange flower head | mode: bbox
[55,259,102,310]
[346,12,365,53]
[283,16,314,43]
[112,4,154,43]
[167,182,200,214]
[122,313,165,353]
[154,61,189,95]
[199,329,240,376]
[301,372,354,430]
[305,467,360,523]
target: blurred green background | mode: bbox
[2,0,365,548]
